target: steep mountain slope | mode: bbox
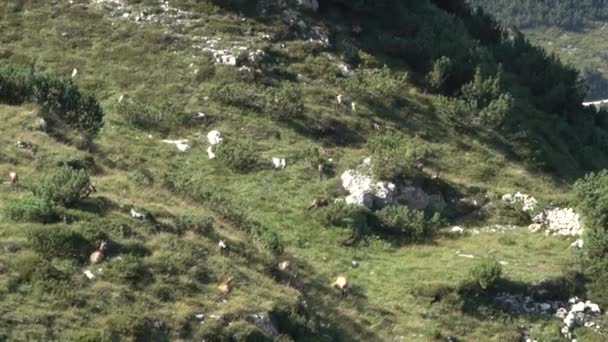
[0,0,606,341]
[468,0,608,100]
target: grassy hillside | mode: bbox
[0,0,606,341]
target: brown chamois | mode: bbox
[8,172,18,190]
[217,276,233,295]
[307,197,329,210]
[336,94,355,112]
[332,275,349,298]
[90,240,108,264]
[218,239,229,256]
[80,183,97,199]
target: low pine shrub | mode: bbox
[3,195,59,223]
[375,205,441,242]
[32,166,91,207]
[469,257,503,290]
[27,225,92,263]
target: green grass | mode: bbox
[0,1,602,341]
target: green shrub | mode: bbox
[267,82,305,121]
[316,201,362,227]
[375,205,440,242]
[33,166,91,207]
[254,225,283,254]
[215,141,259,172]
[104,255,152,285]
[469,257,503,290]
[3,195,59,223]
[27,225,92,263]
[118,99,191,132]
[10,251,70,293]
[367,131,430,181]
[573,170,608,305]
[0,64,104,134]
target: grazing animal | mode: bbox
[318,163,325,180]
[8,172,18,190]
[336,94,353,111]
[90,241,108,264]
[217,276,233,295]
[307,197,329,210]
[80,183,97,199]
[218,239,229,256]
[332,275,349,298]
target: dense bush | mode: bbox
[573,170,608,305]
[316,201,366,227]
[438,68,514,129]
[215,140,259,172]
[118,99,192,133]
[27,225,92,263]
[375,205,442,242]
[3,195,59,223]
[0,64,104,134]
[33,166,91,207]
[468,0,608,30]
[367,131,430,181]
[469,257,503,290]
[267,82,305,121]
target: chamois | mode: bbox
[80,183,97,199]
[218,239,229,256]
[217,276,233,295]
[307,197,329,210]
[90,241,108,264]
[332,275,348,298]
[8,172,18,190]
[336,94,355,112]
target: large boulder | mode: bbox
[340,169,443,210]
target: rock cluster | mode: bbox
[501,192,537,212]
[495,293,601,340]
[532,207,582,236]
[340,159,444,210]
[341,169,395,209]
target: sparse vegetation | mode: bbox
[0,0,604,340]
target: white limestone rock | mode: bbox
[207,130,224,145]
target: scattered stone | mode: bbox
[248,312,279,338]
[278,261,290,271]
[207,130,223,145]
[34,117,47,131]
[83,269,95,280]
[338,63,352,77]
[351,260,359,268]
[450,226,464,234]
[161,139,191,152]
[207,146,216,159]
[71,68,78,78]
[571,239,584,249]
[195,112,205,119]
[15,141,33,149]
[502,192,537,212]
[272,157,286,169]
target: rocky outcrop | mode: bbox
[532,207,581,236]
[495,293,601,340]
[502,192,537,212]
[340,160,444,210]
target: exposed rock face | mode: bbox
[502,192,537,212]
[340,165,443,210]
[35,117,48,131]
[161,139,190,152]
[533,207,581,236]
[248,313,279,338]
[495,293,602,339]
